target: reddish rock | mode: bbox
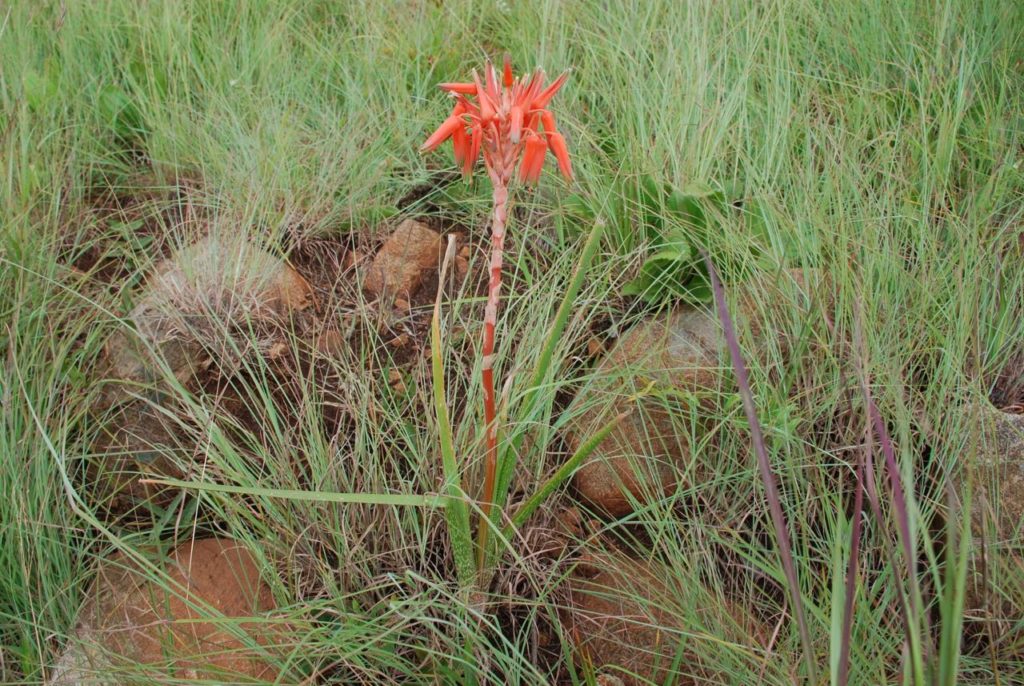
[50,538,286,684]
[568,307,720,517]
[569,269,827,517]
[363,219,443,300]
[314,329,347,358]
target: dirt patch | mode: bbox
[988,350,1024,414]
[61,171,205,285]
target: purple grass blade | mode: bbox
[830,312,913,685]
[862,419,915,643]
[867,390,927,654]
[837,453,864,686]
[867,397,916,600]
[701,253,817,683]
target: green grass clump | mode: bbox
[2,0,1023,683]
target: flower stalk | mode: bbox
[421,55,572,570]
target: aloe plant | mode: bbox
[421,56,574,570]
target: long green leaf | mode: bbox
[142,478,447,507]
[431,235,476,588]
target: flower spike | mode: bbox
[423,59,573,186]
[419,56,575,573]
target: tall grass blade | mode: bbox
[702,250,817,682]
[837,454,865,686]
[866,391,927,682]
[937,481,970,686]
[506,411,626,534]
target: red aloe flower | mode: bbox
[420,56,573,570]
[421,55,573,185]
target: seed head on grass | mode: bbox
[421,55,573,570]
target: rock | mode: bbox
[314,329,347,358]
[363,219,443,300]
[569,269,825,517]
[568,307,720,517]
[49,538,285,685]
[91,235,312,505]
[89,398,185,509]
[99,234,312,407]
[969,405,1024,535]
[564,554,764,685]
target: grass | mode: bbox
[2,0,1023,683]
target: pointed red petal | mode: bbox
[485,62,498,100]
[452,123,469,165]
[439,82,477,94]
[528,138,548,183]
[463,125,482,178]
[539,110,558,135]
[530,71,569,110]
[509,106,524,144]
[454,94,479,117]
[547,131,573,180]
[472,71,495,122]
[502,54,514,88]
[421,115,463,152]
[525,112,542,135]
[518,136,539,183]
[523,69,544,103]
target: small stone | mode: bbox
[363,219,443,300]
[342,249,366,271]
[388,368,407,394]
[267,341,288,359]
[458,245,471,259]
[387,333,410,348]
[587,337,605,359]
[454,256,470,282]
[394,297,411,312]
[315,329,346,358]
[49,538,286,685]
